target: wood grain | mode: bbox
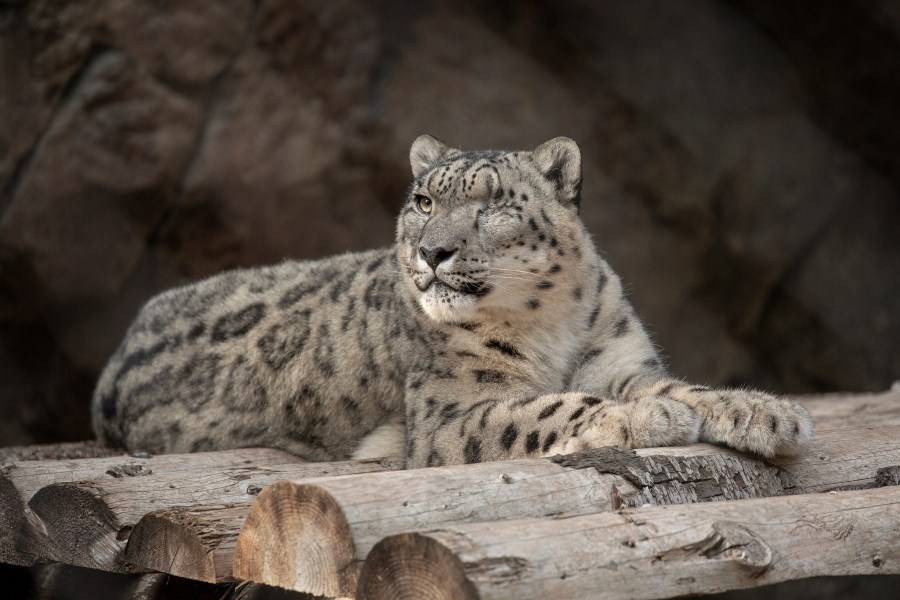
[796,384,900,430]
[124,503,251,583]
[357,485,900,599]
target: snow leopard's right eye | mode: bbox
[414,194,433,214]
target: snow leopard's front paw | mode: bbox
[559,397,700,454]
[698,389,814,457]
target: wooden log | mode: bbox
[797,383,900,430]
[231,425,900,597]
[120,384,896,582]
[125,503,251,584]
[356,485,900,600]
[22,456,402,573]
[0,447,298,566]
[7,386,899,576]
[232,460,627,596]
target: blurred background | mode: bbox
[1,0,899,448]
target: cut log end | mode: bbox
[356,533,480,600]
[125,509,218,583]
[0,474,28,565]
[24,482,125,571]
[232,482,357,596]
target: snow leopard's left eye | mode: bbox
[414,194,433,214]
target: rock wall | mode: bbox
[1,0,899,445]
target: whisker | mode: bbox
[489,273,541,280]
[490,267,542,274]
[489,269,544,278]
[487,276,534,283]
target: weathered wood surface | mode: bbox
[797,384,900,430]
[356,485,900,600]
[231,425,900,596]
[0,447,298,566]
[22,456,403,572]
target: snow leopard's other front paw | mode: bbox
[697,389,814,457]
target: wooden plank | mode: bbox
[21,456,403,573]
[0,447,299,566]
[230,425,900,597]
[356,485,900,600]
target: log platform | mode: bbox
[1,386,898,599]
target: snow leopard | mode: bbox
[91,135,814,468]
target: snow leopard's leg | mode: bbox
[568,272,814,458]
[403,365,700,469]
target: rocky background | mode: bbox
[2,0,899,445]
[1,1,899,598]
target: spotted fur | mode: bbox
[92,135,814,466]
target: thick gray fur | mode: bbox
[92,135,814,467]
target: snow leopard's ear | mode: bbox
[410,135,455,178]
[532,137,583,211]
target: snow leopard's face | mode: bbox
[396,135,590,324]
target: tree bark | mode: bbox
[356,485,900,600]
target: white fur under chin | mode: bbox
[418,292,477,323]
[351,419,406,459]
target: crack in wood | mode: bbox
[463,556,532,583]
[105,465,152,478]
[819,464,900,492]
[655,521,772,574]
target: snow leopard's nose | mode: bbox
[419,245,457,270]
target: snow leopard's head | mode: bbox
[396,135,596,324]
